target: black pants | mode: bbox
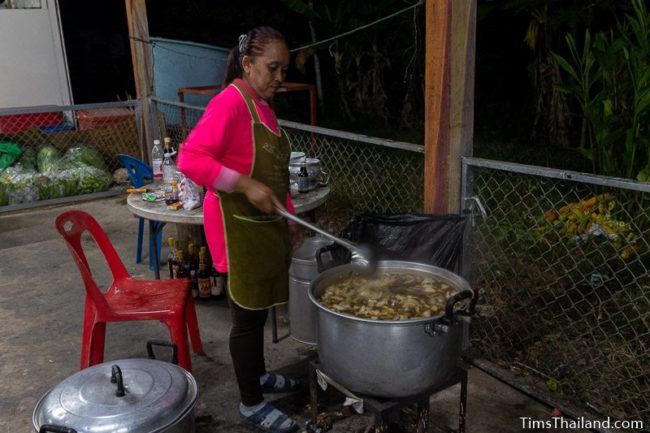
[227,294,268,406]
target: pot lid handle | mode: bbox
[39,425,78,433]
[110,365,126,397]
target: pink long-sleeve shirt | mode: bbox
[178,79,294,272]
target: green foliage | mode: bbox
[280,0,422,127]
[278,0,320,21]
[553,0,650,180]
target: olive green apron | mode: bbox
[218,82,291,310]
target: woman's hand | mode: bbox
[233,176,282,214]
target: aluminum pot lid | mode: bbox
[293,236,333,262]
[290,151,305,161]
[33,358,198,433]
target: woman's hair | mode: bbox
[223,26,287,86]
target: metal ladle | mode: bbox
[275,207,377,272]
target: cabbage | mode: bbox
[37,145,61,174]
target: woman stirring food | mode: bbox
[178,26,300,433]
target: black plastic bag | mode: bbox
[316,214,466,272]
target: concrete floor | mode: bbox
[0,196,573,433]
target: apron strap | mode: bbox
[232,82,262,124]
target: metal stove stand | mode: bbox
[308,360,468,433]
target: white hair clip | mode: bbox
[238,34,249,54]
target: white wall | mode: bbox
[0,0,72,108]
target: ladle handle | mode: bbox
[275,207,360,254]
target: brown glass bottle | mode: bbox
[204,246,225,299]
[197,249,212,300]
[211,267,225,299]
[174,250,189,278]
[187,243,199,299]
[171,248,183,280]
[167,237,177,279]
[297,161,310,192]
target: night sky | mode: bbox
[57,1,533,141]
[58,0,306,104]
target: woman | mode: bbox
[178,27,299,433]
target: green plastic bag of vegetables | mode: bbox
[50,169,78,197]
[33,174,67,200]
[1,165,39,204]
[37,145,61,174]
[0,142,21,170]
[18,146,37,171]
[62,145,107,171]
[71,164,112,194]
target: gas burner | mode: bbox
[308,360,468,433]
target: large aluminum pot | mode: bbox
[309,261,476,398]
[33,345,198,433]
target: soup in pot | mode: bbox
[318,272,459,320]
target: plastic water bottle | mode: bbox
[162,139,178,184]
[162,139,179,203]
[151,139,163,184]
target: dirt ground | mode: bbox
[0,196,575,433]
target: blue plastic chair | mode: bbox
[117,154,163,271]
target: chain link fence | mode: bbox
[152,98,425,229]
[462,157,650,427]
[0,101,142,208]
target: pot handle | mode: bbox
[444,289,478,323]
[315,243,352,273]
[318,170,330,187]
[39,426,77,433]
[315,246,331,273]
[146,339,179,365]
[110,365,126,397]
[425,289,477,336]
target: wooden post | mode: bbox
[449,0,476,212]
[424,0,476,214]
[424,0,451,214]
[125,0,156,160]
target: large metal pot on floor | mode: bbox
[309,261,477,398]
[33,343,198,433]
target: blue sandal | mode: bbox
[260,373,300,394]
[240,402,298,433]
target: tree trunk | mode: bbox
[308,2,324,108]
